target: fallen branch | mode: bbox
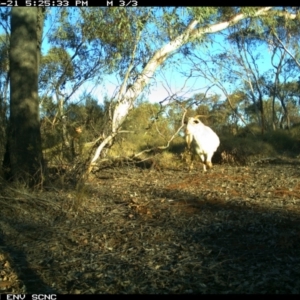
[133,109,187,158]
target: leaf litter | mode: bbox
[1,158,300,293]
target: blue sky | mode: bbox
[81,31,277,107]
[39,7,228,106]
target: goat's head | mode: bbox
[186,115,206,124]
[185,116,204,148]
[186,115,206,135]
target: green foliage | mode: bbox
[41,95,106,165]
[220,132,276,158]
[187,7,218,24]
[0,34,8,74]
[153,150,182,169]
[262,130,300,154]
[5,7,300,172]
[78,7,154,75]
[41,119,60,150]
[40,47,74,86]
[223,123,300,160]
[40,96,56,118]
[129,103,166,135]
[237,123,262,136]
[110,102,170,156]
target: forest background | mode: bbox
[1,7,300,184]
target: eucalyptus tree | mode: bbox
[227,7,300,132]
[0,9,10,164]
[262,15,300,130]
[188,24,272,133]
[84,7,300,174]
[39,8,155,156]
[40,8,110,152]
[267,80,300,129]
[0,26,10,109]
[0,33,9,163]
[266,54,300,130]
[3,7,45,186]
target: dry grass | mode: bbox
[1,157,300,293]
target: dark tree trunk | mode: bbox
[3,8,45,187]
[279,98,290,130]
[258,94,265,135]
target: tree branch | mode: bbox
[273,32,300,69]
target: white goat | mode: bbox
[185,116,220,172]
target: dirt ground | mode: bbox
[1,157,300,294]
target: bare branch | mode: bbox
[133,108,188,158]
[273,32,300,69]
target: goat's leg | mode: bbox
[205,152,213,169]
[199,154,207,172]
[188,151,195,172]
[185,133,193,149]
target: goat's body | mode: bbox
[186,117,220,172]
